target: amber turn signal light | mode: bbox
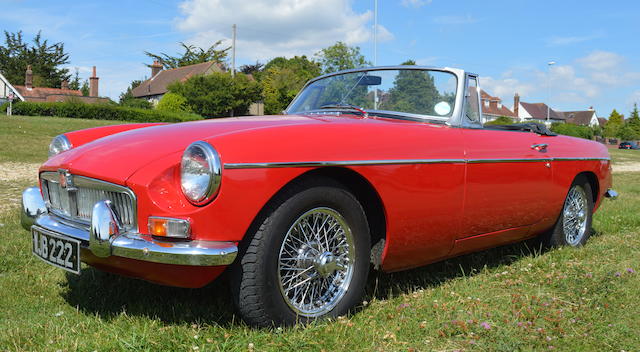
[147,217,191,239]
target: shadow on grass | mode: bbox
[61,268,238,326]
[61,234,585,326]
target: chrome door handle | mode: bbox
[531,143,548,151]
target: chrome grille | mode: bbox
[41,171,137,230]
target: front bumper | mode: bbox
[21,187,238,267]
[605,188,618,199]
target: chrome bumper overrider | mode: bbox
[605,189,618,199]
[21,187,237,266]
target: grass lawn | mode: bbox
[1,115,639,351]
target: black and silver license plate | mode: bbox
[31,226,81,274]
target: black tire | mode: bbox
[230,178,371,327]
[545,175,594,247]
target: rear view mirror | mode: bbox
[358,75,382,86]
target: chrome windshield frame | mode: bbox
[285,65,467,126]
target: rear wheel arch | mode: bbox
[575,171,599,204]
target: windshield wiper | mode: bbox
[319,103,368,117]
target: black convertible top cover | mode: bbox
[483,123,557,136]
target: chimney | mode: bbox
[89,66,99,97]
[514,93,520,117]
[151,60,163,77]
[25,65,33,90]
[61,80,69,90]
[588,106,594,111]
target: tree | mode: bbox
[69,68,81,90]
[239,61,264,75]
[0,30,71,88]
[604,109,624,137]
[315,41,370,74]
[80,80,90,97]
[145,41,230,69]
[381,60,440,115]
[168,72,262,118]
[260,56,321,114]
[119,80,143,103]
[628,103,640,136]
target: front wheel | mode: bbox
[546,176,594,247]
[230,180,371,327]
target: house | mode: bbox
[597,117,607,127]
[0,71,24,104]
[561,107,599,127]
[480,90,516,122]
[132,61,264,115]
[513,93,565,125]
[12,65,109,104]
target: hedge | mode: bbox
[1,101,202,123]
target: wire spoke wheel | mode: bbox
[277,207,355,317]
[562,185,588,246]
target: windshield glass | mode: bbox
[286,68,458,119]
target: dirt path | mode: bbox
[613,163,640,173]
[0,162,40,214]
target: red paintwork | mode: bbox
[40,113,613,286]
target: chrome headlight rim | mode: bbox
[180,141,222,206]
[48,134,73,158]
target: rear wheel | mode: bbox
[230,179,371,327]
[546,176,594,247]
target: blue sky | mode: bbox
[2,0,639,117]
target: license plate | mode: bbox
[31,226,81,274]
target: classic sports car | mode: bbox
[22,66,616,327]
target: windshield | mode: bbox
[286,68,458,120]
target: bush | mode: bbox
[120,98,153,109]
[484,116,515,125]
[168,72,262,118]
[8,101,202,122]
[550,123,594,139]
[156,92,191,113]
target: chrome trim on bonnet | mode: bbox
[224,157,611,169]
[21,189,237,267]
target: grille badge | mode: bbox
[57,169,76,191]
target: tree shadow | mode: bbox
[61,235,575,326]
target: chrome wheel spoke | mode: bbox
[562,186,589,246]
[277,207,355,317]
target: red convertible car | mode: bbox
[22,66,616,326]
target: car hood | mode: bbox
[42,113,429,184]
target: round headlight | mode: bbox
[49,134,73,158]
[180,141,222,205]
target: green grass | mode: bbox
[0,115,122,163]
[1,116,639,351]
[608,147,640,165]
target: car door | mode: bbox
[459,74,553,239]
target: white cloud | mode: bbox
[546,32,603,46]
[401,0,432,8]
[175,0,392,61]
[480,76,535,105]
[576,50,624,71]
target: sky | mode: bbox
[1,0,639,117]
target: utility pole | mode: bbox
[546,61,555,125]
[232,24,237,78]
[373,0,378,110]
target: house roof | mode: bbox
[0,72,25,101]
[520,102,565,120]
[14,85,82,100]
[132,61,225,98]
[562,110,596,126]
[480,90,516,117]
[597,117,607,127]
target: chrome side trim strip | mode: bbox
[225,159,466,169]
[224,157,610,169]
